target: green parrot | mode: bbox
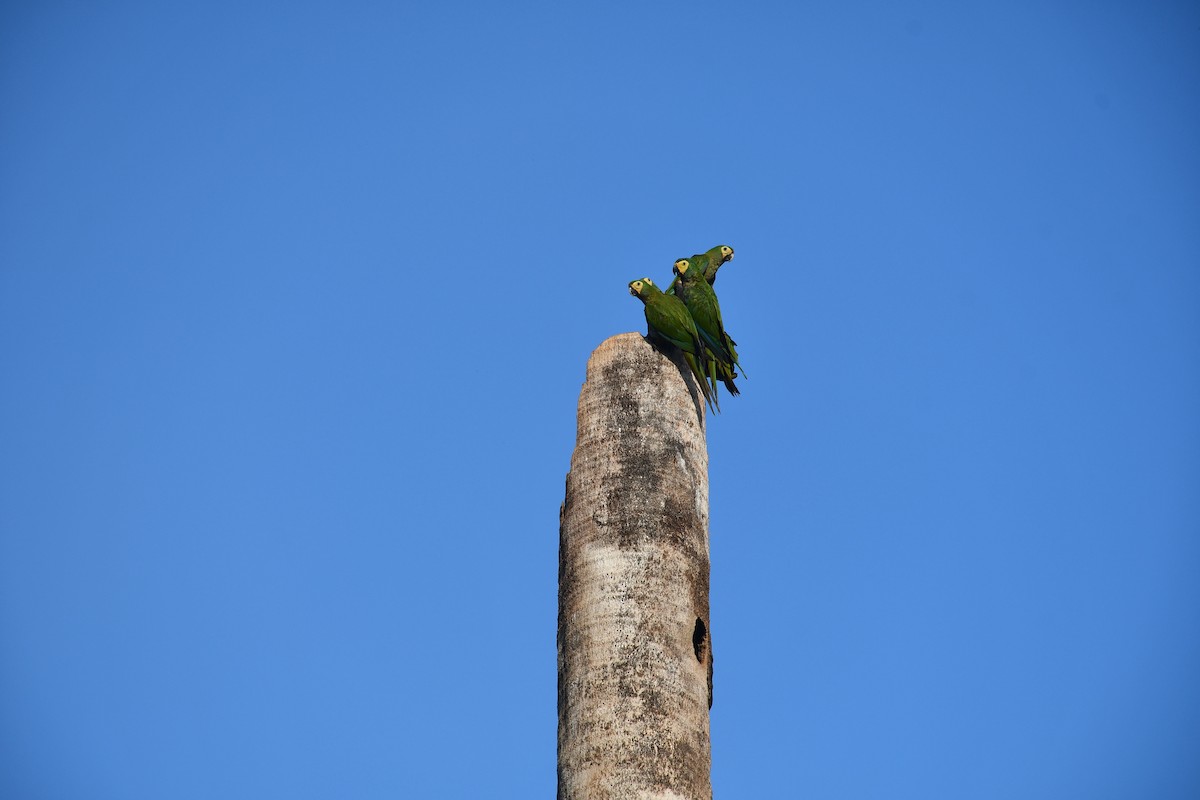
[666,244,734,295]
[629,277,718,412]
[700,244,735,284]
[671,257,745,381]
[700,246,742,363]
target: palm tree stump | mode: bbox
[558,332,713,800]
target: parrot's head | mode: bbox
[672,258,694,278]
[628,278,656,301]
[704,245,733,264]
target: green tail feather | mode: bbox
[683,351,717,413]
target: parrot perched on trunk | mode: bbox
[672,257,745,382]
[699,244,735,285]
[666,244,734,296]
[629,277,719,412]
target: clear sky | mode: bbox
[2,2,1197,798]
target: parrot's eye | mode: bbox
[644,278,653,285]
[722,247,732,256]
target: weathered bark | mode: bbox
[558,332,713,800]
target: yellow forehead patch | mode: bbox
[675,259,690,273]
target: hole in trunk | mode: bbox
[692,618,707,663]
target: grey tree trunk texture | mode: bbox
[558,332,713,800]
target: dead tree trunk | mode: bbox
[558,332,713,800]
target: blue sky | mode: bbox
[1,2,1197,797]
